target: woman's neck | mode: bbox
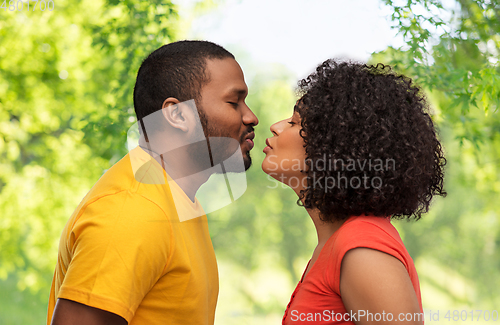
[294,186,345,245]
[305,208,345,246]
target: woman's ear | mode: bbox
[161,97,189,132]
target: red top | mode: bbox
[282,215,423,324]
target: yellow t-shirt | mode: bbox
[47,146,219,324]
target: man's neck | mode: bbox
[141,146,211,202]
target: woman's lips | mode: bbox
[263,139,273,153]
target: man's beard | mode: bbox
[191,105,253,172]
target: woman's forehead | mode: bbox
[293,98,305,114]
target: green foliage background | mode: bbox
[0,0,499,324]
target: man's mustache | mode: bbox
[240,126,255,142]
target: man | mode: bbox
[47,40,258,325]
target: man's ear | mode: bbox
[161,97,194,133]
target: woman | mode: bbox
[262,60,446,324]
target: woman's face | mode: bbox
[262,109,307,190]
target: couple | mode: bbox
[47,40,445,325]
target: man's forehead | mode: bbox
[203,58,248,95]
[224,86,248,97]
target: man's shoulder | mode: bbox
[71,152,169,221]
[82,149,168,205]
[89,152,136,197]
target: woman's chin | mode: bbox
[261,166,277,178]
[261,165,283,180]
[261,169,305,191]
[261,160,273,175]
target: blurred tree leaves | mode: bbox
[206,62,318,318]
[209,63,313,283]
[83,0,177,160]
[380,0,500,143]
[1,0,500,323]
[376,0,500,308]
[0,0,178,322]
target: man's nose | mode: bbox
[242,104,259,126]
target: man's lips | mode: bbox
[244,132,255,150]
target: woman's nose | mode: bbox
[270,119,287,136]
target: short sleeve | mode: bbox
[327,218,408,295]
[58,190,172,322]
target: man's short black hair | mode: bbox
[133,40,234,123]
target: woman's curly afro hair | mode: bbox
[296,59,446,222]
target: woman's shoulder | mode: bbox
[324,215,416,294]
[328,215,409,268]
[334,215,402,244]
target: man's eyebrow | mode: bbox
[225,87,248,97]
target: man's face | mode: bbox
[195,58,258,170]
